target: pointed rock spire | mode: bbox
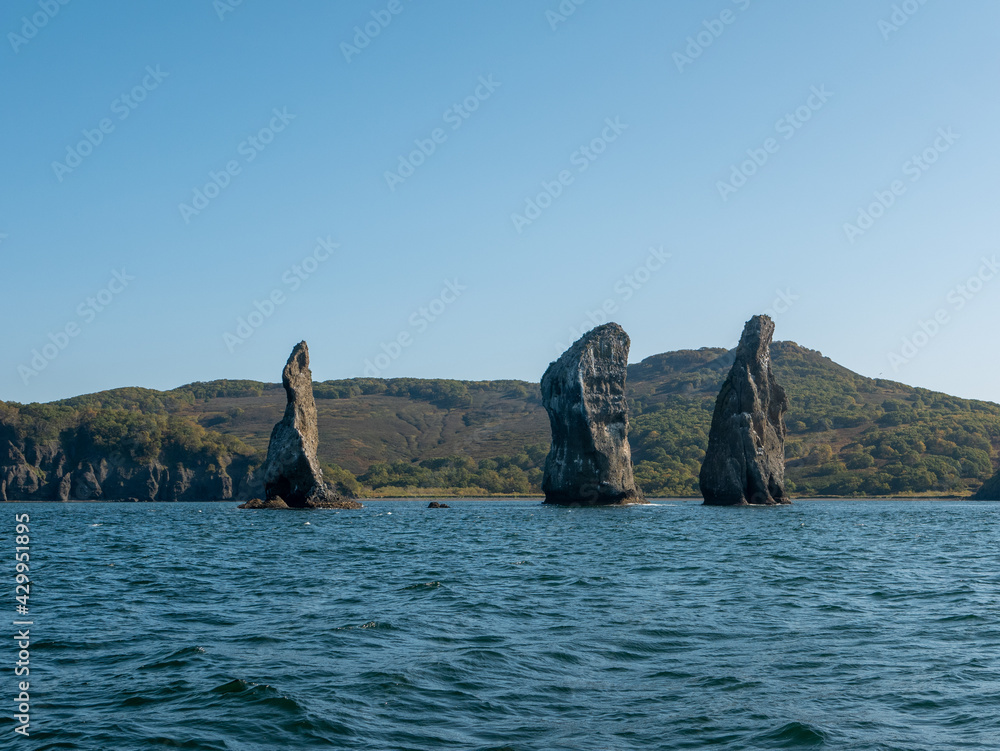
[699,315,790,506]
[240,341,360,509]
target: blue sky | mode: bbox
[2,0,998,404]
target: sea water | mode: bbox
[15,499,1000,749]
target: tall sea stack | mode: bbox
[239,341,361,509]
[699,315,790,506]
[541,323,644,506]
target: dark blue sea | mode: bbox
[11,499,1000,750]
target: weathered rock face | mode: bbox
[699,315,790,506]
[240,341,361,510]
[541,323,644,506]
[0,439,258,502]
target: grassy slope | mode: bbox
[191,386,549,474]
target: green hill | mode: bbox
[3,341,999,499]
[625,342,1000,496]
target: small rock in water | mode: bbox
[427,502,450,508]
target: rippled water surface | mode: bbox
[17,499,1000,749]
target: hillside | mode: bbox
[625,342,1000,496]
[3,341,1000,499]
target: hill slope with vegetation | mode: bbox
[3,341,999,499]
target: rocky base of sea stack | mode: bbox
[239,496,363,510]
[238,493,364,509]
[542,487,646,507]
[702,495,787,507]
[971,469,1000,500]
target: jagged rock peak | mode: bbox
[541,322,645,506]
[239,341,361,510]
[699,315,790,506]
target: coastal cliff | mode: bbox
[0,438,261,502]
[0,391,263,501]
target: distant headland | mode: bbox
[3,318,1000,503]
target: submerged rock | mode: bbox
[541,322,644,506]
[240,496,361,510]
[238,341,361,510]
[240,497,290,510]
[699,315,790,506]
[427,501,450,508]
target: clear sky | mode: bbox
[2,0,998,405]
